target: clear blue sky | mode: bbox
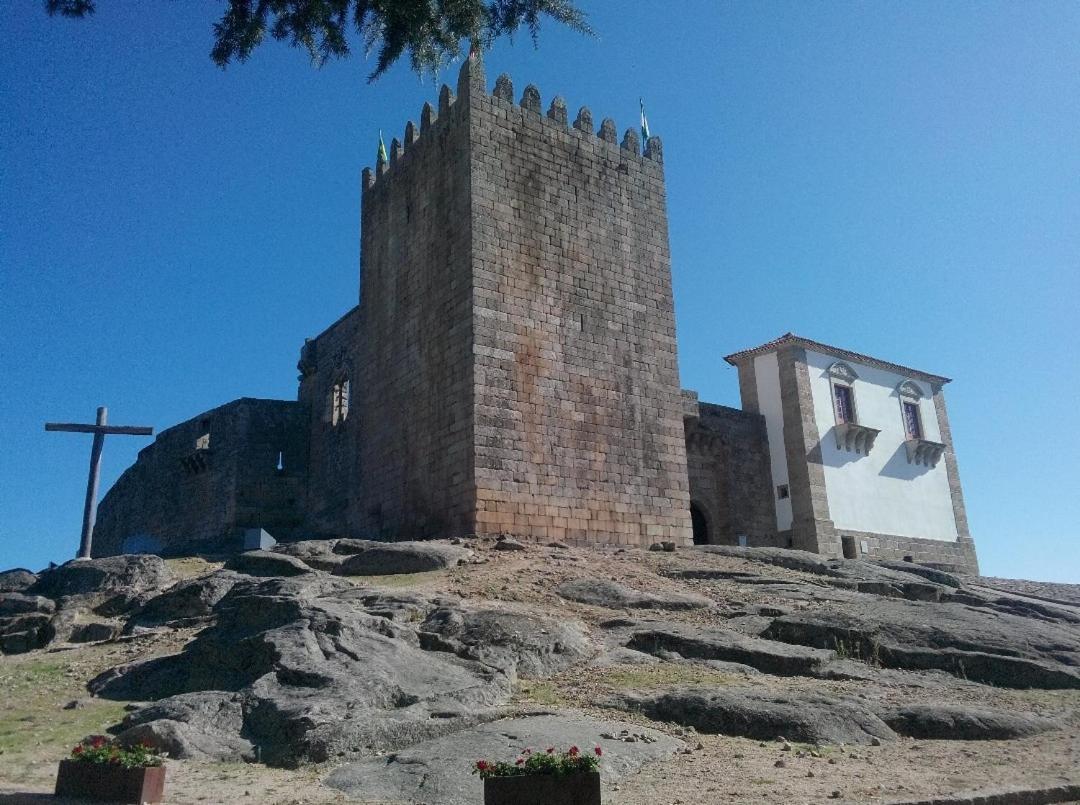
[1,2,1077,581]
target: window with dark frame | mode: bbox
[331,378,350,426]
[903,400,923,440]
[776,484,789,500]
[833,384,855,424]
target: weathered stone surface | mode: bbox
[28,555,174,613]
[224,550,314,577]
[625,622,835,677]
[89,575,589,766]
[556,579,711,611]
[331,540,471,575]
[419,606,592,677]
[69,621,123,643]
[612,687,896,745]
[0,568,37,593]
[130,570,243,626]
[0,593,56,616]
[116,692,255,761]
[0,612,53,654]
[493,537,527,552]
[325,713,684,805]
[272,540,348,572]
[881,704,1060,740]
[876,561,962,588]
[763,602,1080,689]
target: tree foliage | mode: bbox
[45,0,592,81]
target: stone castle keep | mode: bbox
[93,56,979,574]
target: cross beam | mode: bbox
[45,407,154,559]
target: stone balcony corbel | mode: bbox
[905,438,946,468]
[834,423,880,455]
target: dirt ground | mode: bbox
[1,546,1078,804]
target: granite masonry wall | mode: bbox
[350,78,477,539]
[684,397,777,545]
[463,59,692,546]
[92,398,308,556]
[297,306,362,537]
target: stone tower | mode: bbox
[345,55,692,546]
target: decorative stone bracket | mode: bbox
[834,423,880,455]
[905,438,946,467]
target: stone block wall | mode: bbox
[685,398,776,545]
[351,82,477,539]
[92,398,308,556]
[297,306,362,537]
[464,61,692,546]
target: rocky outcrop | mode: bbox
[224,550,314,577]
[0,568,37,593]
[90,574,590,766]
[762,601,1080,689]
[273,538,472,575]
[611,687,896,745]
[881,704,1060,740]
[129,570,243,627]
[28,555,175,614]
[556,579,712,611]
[325,713,684,805]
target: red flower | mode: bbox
[475,760,489,771]
[89,735,108,749]
[72,745,84,755]
[568,746,579,756]
[140,739,155,749]
[594,746,603,756]
[516,758,525,765]
[546,747,555,754]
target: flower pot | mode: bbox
[483,771,601,805]
[54,759,166,803]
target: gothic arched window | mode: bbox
[331,377,350,426]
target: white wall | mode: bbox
[804,349,958,542]
[754,352,792,531]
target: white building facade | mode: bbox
[725,334,977,573]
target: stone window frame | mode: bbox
[827,362,860,426]
[897,380,925,440]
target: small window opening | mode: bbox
[833,384,855,425]
[331,378,350,426]
[902,401,923,440]
[276,451,285,472]
[776,484,790,500]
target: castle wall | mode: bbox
[464,65,692,546]
[685,400,776,545]
[297,306,362,537]
[351,85,477,539]
[92,398,307,556]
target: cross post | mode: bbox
[45,406,154,559]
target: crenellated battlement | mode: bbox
[361,54,664,194]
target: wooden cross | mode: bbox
[45,407,154,559]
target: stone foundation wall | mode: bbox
[92,398,308,556]
[837,529,980,575]
[685,399,776,545]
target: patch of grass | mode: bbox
[164,555,222,578]
[597,664,747,690]
[0,655,127,785]
[516,681,564,706]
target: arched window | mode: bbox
[331,377,350,426]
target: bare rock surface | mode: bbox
[762,601,1080,689]
[0,568,37,593]
[27,555,175,614]
[224,550,314,577]
[881,704,1061,740]
[622,621,836,677]
[89,574,589,766]
[611,686,896,745]
[129,569,243,627]
[0,593,56,617]
[115,692,255,761]
[273,538,472,575]
[325,713,684,805]
[556,578,712,611]
[419,605,593,677]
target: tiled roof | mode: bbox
[723,333,951,385]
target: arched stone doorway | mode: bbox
[690,502,709,545]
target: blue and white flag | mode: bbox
[640,98,651,145]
